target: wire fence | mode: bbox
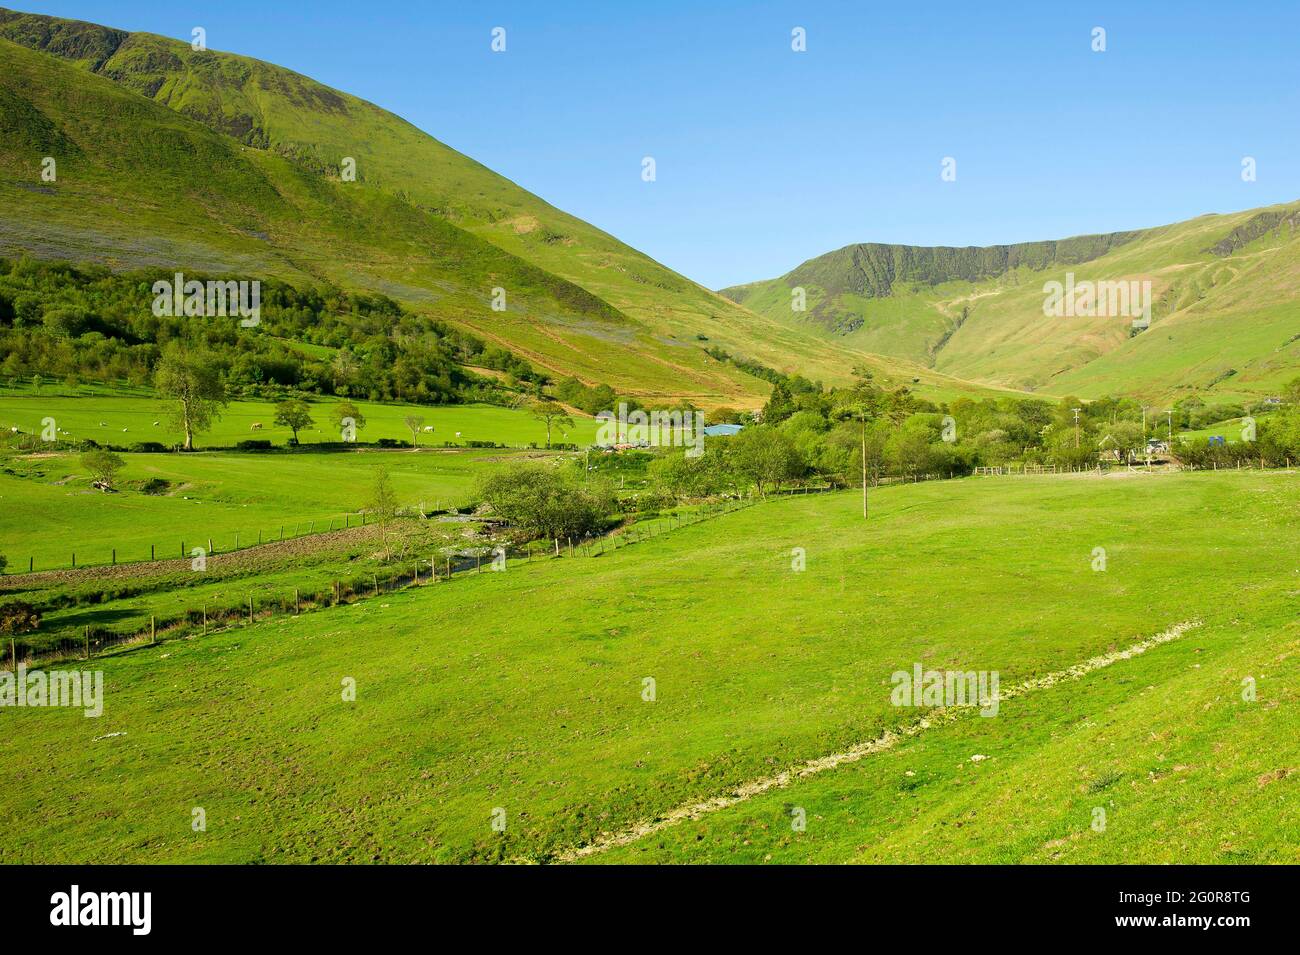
[3,492,805,671]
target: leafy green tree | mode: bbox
[331,400,366,438]
[368,465,399,559]
[886,418,938,478]
[761,381,797,424]
[477,464,615,540]
[81,449,125,490]
[404,414,426,450]
[1284,376,1300,406]
[274,399,314,443]
[531,400,574,449]
[730,425,802,495]
[154,345,228,450]
[647,446,731,499]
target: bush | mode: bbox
[477,463,617,540]
[139,477,171,495]
[0,601,40,635]
[130,441,168,453]
[235,439,272,451]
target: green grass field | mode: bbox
[0,390,600,449]
[1,470,1293,863]
[0,444,554,570]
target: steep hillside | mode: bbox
[725,206,1300,403]
[0,7,1007,407]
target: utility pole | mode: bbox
[1072,407,1082,448]
[1166,410,1173,444]
[861,412,868,520]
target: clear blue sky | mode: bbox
[21,0,1300,289]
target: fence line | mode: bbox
[1,509,394,577]
[3,495,779,671]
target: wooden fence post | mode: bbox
[294,588,300,614]
[248,595,253,623]
[150,615,156,644]
[203,604,207,635]
[84,626,89,660]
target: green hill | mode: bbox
[724,205,1300,404]
[0,7,1003,408]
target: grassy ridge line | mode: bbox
[0,12,1023,404]
[724,201,1300,402]
[552,620,1199,863]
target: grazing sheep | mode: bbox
[455,431,462,438]
[122,428,128,432]
[153,421,160,426]
[250,423,263,431]
[423,426,435,433]
[99,421,107,427]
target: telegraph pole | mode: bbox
[861,411,868,520]
[1072,407,1082,448]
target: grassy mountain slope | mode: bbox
[0,7,1009,407]
[725,205,1300,403]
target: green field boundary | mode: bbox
[2,492,792,670]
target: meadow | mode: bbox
[1,470,1293,863]
[0,444,549,571]
[0,387,600,449]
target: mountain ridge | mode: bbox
[722,203,1300,402]
[0,6,1011,406]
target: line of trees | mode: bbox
[0,257,540,405]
